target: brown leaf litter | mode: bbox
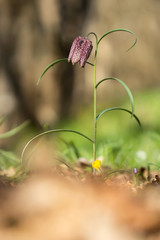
[0,168,160,240]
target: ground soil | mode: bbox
[0,165,160,240]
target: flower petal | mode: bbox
[92,160,101,170]
[68,36,81,63]
[68,36,93,67]
[80,40,93,67]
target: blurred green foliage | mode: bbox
[0,120,30,173]
[56,89,160,170]
[0,150,19,170]
[1,89,160,173]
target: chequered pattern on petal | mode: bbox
[80,39,93,67]
[68,36,93,67]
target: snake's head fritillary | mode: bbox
[68,36,93,67]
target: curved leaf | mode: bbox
[0,120,30,140]
[96,77,134,115]
[21,129,93,164]
[37,58,68,85]
[0,115,6,126]
[87,32,98,45]
[96,107,142,129]
[98,29,137,52]
[148,162,160,168]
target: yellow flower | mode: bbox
[92,160,101,170]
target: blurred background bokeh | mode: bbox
[0,0,160,168]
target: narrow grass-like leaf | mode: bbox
[0,115,6,126]
[0,120,30,140]
[0,150,20,169]
[96,77,134,115]
[96,107,141,128]
[21,129,93,164]
[87,32,98,45]
[60,138,80,158]
[98,29,137,51]
[86,61,94,67]
[148,162,160,168]
[37,58,68,85]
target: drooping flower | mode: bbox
[68,36,93,67]
[92,160,101,170]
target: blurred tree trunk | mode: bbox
[0,0,91,125]
[0,0,42,125]
[56,0,91,117]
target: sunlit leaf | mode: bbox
[96,107,141,128]
[21,129,93,164]
[96,77,134,115]
[0,150,19,170]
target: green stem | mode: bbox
[93,45,98,164]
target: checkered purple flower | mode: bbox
[68,36,93,67]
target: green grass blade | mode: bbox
[96,107,142,128]
[98,29,137,51]
[148,162,160,169]
[60,138,80,159]
[0,120,30,140]
[96,77,134,115]
[21,129,93,164]
[37,58,68,85]
[0,150,20,169]
[0,115,6,126]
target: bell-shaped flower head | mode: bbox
[68,36,93,67]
